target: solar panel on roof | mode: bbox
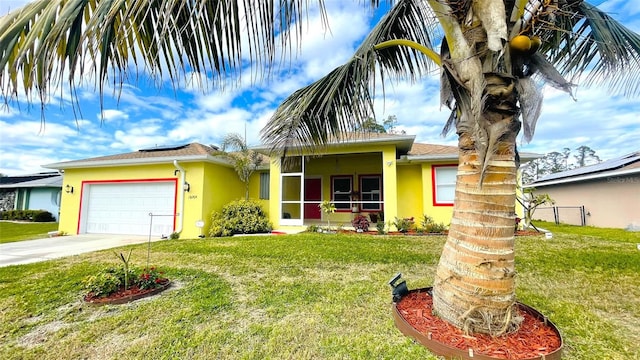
[533,152,640,183]
[139,144,189,152]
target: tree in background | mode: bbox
[521,145,602,183]
[219,133,263,200]
[357,117,387,133]
[574,145,602,167]
[357,115,404,134]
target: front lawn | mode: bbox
[0,221,59,244]
[0,226,638,359]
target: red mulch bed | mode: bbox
[84,279,170,305]
[515,230,543,236]
[396,290,561,359]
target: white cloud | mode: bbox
[1,0,638,176]
[99,109,129,122]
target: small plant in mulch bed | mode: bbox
[376,221,388,234]
[392,217,415,233]
[351,215,370,232]
[419,215,448,234]
[82,250,169,304]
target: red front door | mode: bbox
[304,178,322,220]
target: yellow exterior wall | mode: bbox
[396,165,423,219]
[247,171,270,212]
[58,161,247,239]
[267,144,399,230]
[59,164,180,236]
[200,162,247,237]
[306,152,384,225]
[420,163,455,226]
[268,159,282,227]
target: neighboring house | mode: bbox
[44,134,536,237]
[524,151,640,229]
[0,172,63,220]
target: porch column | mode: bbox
[269,158,282,228]
[381,146,398,229]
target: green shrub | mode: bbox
[137,267,167,290]
[0,210,55,222]
[419,215,448,233]
[306,224,320,233]
[33,210,55,222]
[82,268,123,298]
[209,199,272,237]
[392,217,415,233]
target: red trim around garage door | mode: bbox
[77,178,178,234]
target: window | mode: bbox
[360,175,382,211]
[259,172,269,199]
[432,165,457,206]
[331,176,352,210]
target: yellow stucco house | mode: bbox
[46,133,528,238]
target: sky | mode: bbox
[0,0,639,176]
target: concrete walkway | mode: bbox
[0,234,165,267]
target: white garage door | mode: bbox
[82,182,176,236]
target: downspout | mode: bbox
[173,160,186,234]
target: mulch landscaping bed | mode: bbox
[396,289,562,359]
[84,280,171,305]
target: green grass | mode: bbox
[0,226,638,359]
[0,221,59,244]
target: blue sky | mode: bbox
[1,0,639,175]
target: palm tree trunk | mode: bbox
[432,74,522,335]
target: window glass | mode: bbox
[360,176,381,211]
[259,172,269,199]
[332,176,352,210]
[434,166,456,205]
[281,156,302,173]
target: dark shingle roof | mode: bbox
[78,143,214,162]
[0,172,60,185]
[44,143,221,169]
[532,151,640,183]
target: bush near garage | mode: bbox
[209,199,272,237]
[0,209,56,222]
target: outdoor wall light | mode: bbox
[388,273,409,303]
[65,184,74,194]
[183,182,190,192]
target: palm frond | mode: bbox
[260,0,439,154]
[537,1,640,96]
[0,0,334,107]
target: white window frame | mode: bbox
[433,165,457,206]
[359,175,382,211]
[331,176,353,211]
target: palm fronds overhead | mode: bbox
[536,1,640,96]
[260,0,439,154]
[0,0,331,105]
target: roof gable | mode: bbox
[253,132,416,154]
[44,143,222,169]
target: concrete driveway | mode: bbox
[0,234,166,267]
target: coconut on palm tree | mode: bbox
[1,0,639,338]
